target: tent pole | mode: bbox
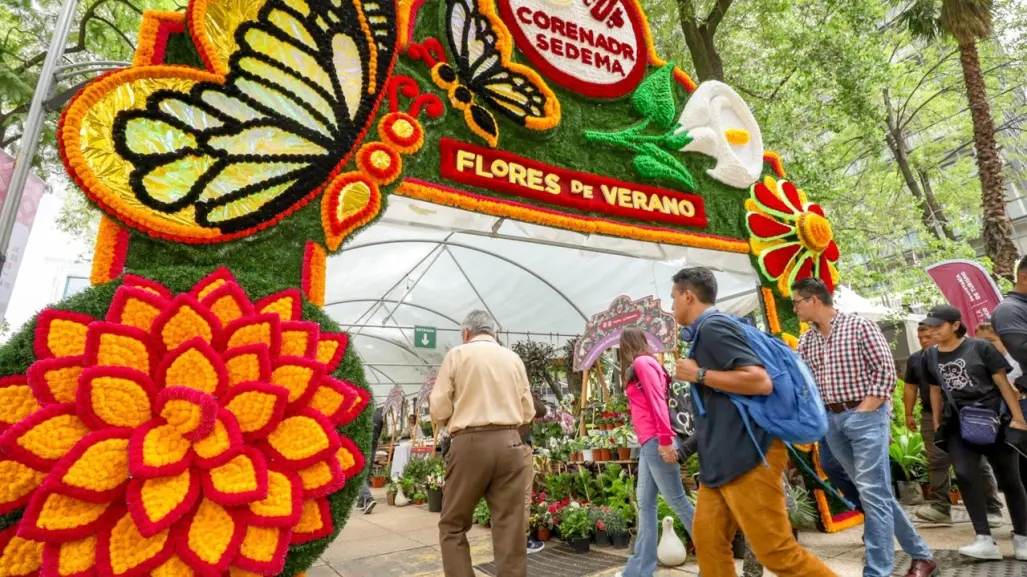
[578,367,590,437]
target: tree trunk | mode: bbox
[676,0,726,82]
[957,40,1018,278]
[918,169,956,240]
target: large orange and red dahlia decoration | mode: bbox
[0,269,368,577]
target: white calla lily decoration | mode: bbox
[675,81,765,189]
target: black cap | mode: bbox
[922,304,967,336]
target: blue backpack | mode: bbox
[689,312,828,464]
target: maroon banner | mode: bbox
[925,259,1003,337]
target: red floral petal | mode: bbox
[306,377,367,426]
[189,268,238,301]
[192,410,243,470]
[261,409,341,468]
[155,338,228,397]
[0,525,43,577]
[200,447,269,507]
[780,180,804,213]
[296,455,345,500]
[76,367,155,431]
[336,435,366,480]
[174,499,245,577]
[105,287,169,333]
[124,469,199,539]
[122,275,172,299]
[45,429,131,503]
[41,535,97,577]
[0,375,41,433]
[27,356,84,406]
[807,204,825,217]
[314,333,348,373]
[34,310,95,360]
[246,468,303,528]
[221,383,289,442]
[747,213,793,239]
[823,240,840,262]
[155,387,218,441]
[270,357,324,409]
[752,181,795,217]
[279,321,320,359]
[223,315,281,358]
[198,283,255,327]
[149,294,222,354]
[127,421,193,480]
[759,243,802,279]
[0,457,47,516]
[254,290,302,322]
[290,498,334,544]
[819,254,836,293]
[0,404,91,470]
[96,509,174,577]
[222,345,272,389]
[232,526,290,575]
[19,490,115,543]
[792,253,815,283]
[83,323,157,378]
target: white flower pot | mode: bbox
[582,449,594,462]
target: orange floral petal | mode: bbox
[105,286,169,332]
[125,469,199,538]
[221,384,288,441]
[189,269,237,301]
[314,333,348,373]
[34,310,93,360]
[151,555,194,577]
[150,294,221,353]
[192,410,242,469]
[296,456,344,500]
[279,321,319,359]
[234,525,289,575]
[123,275,172,299]
[175,499,244,576]
[77,367,154,430]
[98,511,173,577]
[197,282,254,328]
[269,357,324,407]
[336,435,366,480]
[0,527,43,577]
[0,376,40,433]
[155,339,227,397]
[48,429,131,503]
[263,410,340,468]
[246,469,302,528]
[223,315,281,357]
[221,345,271,389]
[42,534,96,577]
[0,404,91,470]
[255,290,302,322]
[290,498,334,544]
[128,421,192,479]
[307,377,369,427]
[20,491,111,542]
[26,356,84,406]
[201,447,268,507]
[0,458,46,515]
[84,323,155,376]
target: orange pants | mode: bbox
[693,441,838,577]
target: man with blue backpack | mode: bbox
[794,278,938,577]
[671,267,837,576]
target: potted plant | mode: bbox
[786,483,817,540]
[386,480,398,506]
[606,512,629,549]
[559,505,592,553]
[889,426,926,505]
[473,499,491,528]
[949,470,961,504]
[413,491,427,505]
[593,508,612,546]
[370,466,388,488]
[426,459,445,513]
[683,454,699,491]
[581,438,594,463]
[612,426,633,461]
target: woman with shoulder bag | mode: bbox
[921,305,1027,560]
[616,327,695,577]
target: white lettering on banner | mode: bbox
[956,271,982,302]
[0,150,46,321]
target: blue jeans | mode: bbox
[622,439,695,577]
[826,404,932,577]
[819,436,862,512]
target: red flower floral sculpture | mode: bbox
[745,176,840,296]
[0,269,368,577]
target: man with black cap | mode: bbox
[918,304,1027,560]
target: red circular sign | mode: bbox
[496,0,649,99]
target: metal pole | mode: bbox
[0,0,79,280]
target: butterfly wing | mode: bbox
[113,0,397,233]
[444,0,558,130]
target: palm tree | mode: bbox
[899,0,1018,278]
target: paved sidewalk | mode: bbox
[311,488,1018,577]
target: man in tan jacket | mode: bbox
[431,310,535,577]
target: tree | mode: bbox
[898,0,1020,278]
[674,0,735,81]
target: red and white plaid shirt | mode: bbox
[797,311,896,404]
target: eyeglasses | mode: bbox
[791,296,813,311]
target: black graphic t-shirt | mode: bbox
[921,338,1011,418]
[904,349,932,414]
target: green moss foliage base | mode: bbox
[0,266,372,576]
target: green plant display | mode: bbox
[889,424,927,482]
[558,506,592,540]
[787,484,818,529]
[473,499,492,525]
[656,495,689,541]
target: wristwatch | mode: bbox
[696,367,707,384]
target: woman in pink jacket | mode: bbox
[616,327,696,577]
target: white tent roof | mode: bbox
[835,285,924,356]
[325,195,761,400]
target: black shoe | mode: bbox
[362,500,377,515]
[527,539,544,554]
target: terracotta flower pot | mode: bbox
[387,492,396,506]
[537,527,550,542]
[601,449,612,461]
[618,447,631,460]
[371,476,387,488]
[594,449,605,462]
[949,489,960,505]
[414,498,424,505]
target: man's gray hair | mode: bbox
[461,310,498,337]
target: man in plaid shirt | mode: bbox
[794,278,937,577]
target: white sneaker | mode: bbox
[1014,534,1027,561]
[988,512,1004,528]
[959,535,1002,560]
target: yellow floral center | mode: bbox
[724,128,750,146]
[797,212,833,253]
[370,150,392,170]
[392,119,414,139]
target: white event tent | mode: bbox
[323,195,763,401]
